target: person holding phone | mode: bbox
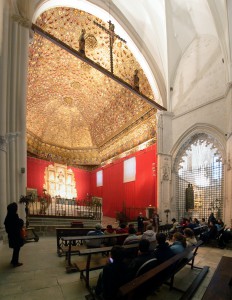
[95,245,127,299]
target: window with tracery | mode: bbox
[176,136,224,221]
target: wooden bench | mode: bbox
[193,225,208,239]
[158,224,173,235]
[62,233,130,268]
[202,227,226,248]
[202,256,232,300]
[56,227,105,256]
[77,243,139,289]
[118,240,209,300]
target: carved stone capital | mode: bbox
[12,14,31,29]
[0,136,7,152]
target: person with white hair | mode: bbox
[141,224,157,250]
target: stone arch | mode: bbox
[172,124,226,173]
[171,124,226,220]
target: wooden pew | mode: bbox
[193,225,208,239]
[62,233,130,269]
[202,256,232,300]
[56,227,110,256]
[158,224,173,235]
[78,243,139,289]
[118,240,209,300]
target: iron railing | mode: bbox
[28,198,102,220]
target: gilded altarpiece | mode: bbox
[43,163,77,199]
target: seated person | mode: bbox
[170,218,179,233]
[141,224,157,250]
[170,232,186,254]
[95,245,128,300]
[185,219,197,230]
[200,218,208,226]
[200,221,218,243]
[127,239,156,279]
[153,233,175,264]
[144,233,175,294]
[183,228,197,247]
[86,223,104,248]
[116,223,128,245]
[123,227,140,245]
[218,228,232,248]
[208,212,217,225]
[128,223,137,233]
[193,218,200,226]
[104,224,117,246]
[180,217,188,227]
[215,218,225,232]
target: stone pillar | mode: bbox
[0,137,7,229]
[158,154,172,224]
[225,86,232,227]
[0,1,9,229]
[0,0,32,222]
[225,136,232,227]
[156,111,173,224]
[227,0,232,83]
[224,0,232,227]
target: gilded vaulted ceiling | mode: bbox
[27,7,157,168]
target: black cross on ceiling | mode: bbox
[94,20,127,74]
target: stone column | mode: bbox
[0,1,9,229]
[225,86,232,227]
[156,111,173,224]
[227,0,232,83]
[0,0,32,222]
[9,2,31,218]
[225,136,232,227]
[0,137,7,229]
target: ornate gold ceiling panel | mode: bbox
[27,7,157,167]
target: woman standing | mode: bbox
[4,202,24,267]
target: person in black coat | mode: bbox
[4,202,24,267]
[127,239,155,278]
[137,212,145,233]
[154,233,175,264]
[95,245,128,300]
[200,220,218,243]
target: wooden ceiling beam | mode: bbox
[31,24,167,111]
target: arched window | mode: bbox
[175,134,224,221]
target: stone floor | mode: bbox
[0,218,232,300]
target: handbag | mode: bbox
[20,227,27,240]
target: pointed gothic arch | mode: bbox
[171,125,226,221]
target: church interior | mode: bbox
[1,0,232,299]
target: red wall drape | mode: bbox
[27,144,157,218]
[90,144,157,218]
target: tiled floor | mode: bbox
[0,219,231,300]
